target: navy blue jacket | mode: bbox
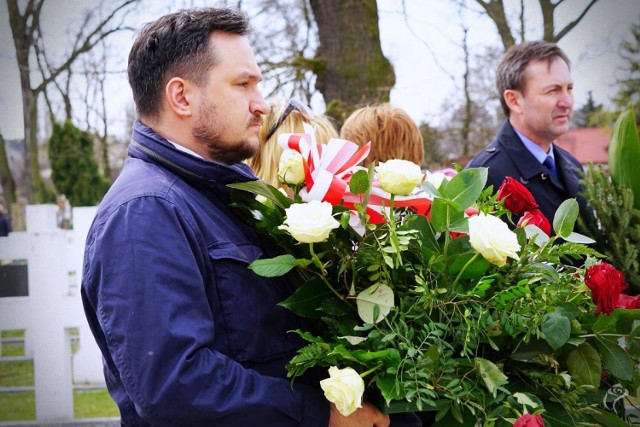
[0,213,10,237]
[465,120,589,227]
[81,121,329,426]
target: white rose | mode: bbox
[468,213,520,267]
[320,366,364,416]
[279,200,340,243]
[425,171,450,189]
[376,159,424,196]
[277,149,305,185]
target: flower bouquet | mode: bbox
[230,126,640,426]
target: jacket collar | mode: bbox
[497,121,565,188]
[128,120,258,193]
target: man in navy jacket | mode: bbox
[466,41,588,228]
[81,8,392,426]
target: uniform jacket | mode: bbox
[81,121,329,426]
[465,120,588,227]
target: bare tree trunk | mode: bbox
[0,133,16,209]
[461,29,472,157]
[6,0,138,203]
[26,94,48,202]
[98,75,112,179]
[309,0,395,124]
[474,0,515,49]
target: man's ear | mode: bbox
[165,77,193,118]
[503,89,523,115]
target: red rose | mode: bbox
[514,413,544,427]
[585,262,628,314]
[497,177,539,214]
[618,293,640,309]
[517,210,551,236]
[465,207,479,217]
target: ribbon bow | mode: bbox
[278,124,432,224]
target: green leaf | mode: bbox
[523,224,550,246]
[608,106,640,210]
[588,406,636,426]
[419,181,441,199]
[512,392,539,410]
[475,357,508,398]
[348,348,401,367]
[356,284,395,324]
[626,320,640,356]
[349,169,370,195]
[277,277,335,319]
[430,198,450,232]
[248,254,298,277]
[562,231,595,244]
[595,338,633,381]
[593,308,640,335]
[555,303,579,321]
[447,251,490,280]
[541,310,571,350]
[446,237,490,278]
[405,213,440,254]
[552,198,579,238]
[521,262,560,284]
[566,342,601,388]
[442,167,488,210]
[228,180,290,209]
[542,401,582,427]
[376,374,405,401]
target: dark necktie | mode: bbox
[543,156,558,180]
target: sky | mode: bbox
[0,0,639,140]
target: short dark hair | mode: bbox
[496,41,571,117]
[127,7,250,119]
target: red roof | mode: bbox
[555,127,610,165]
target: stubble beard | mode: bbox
[193,101,260,165]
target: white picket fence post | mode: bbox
[0,204,104,422]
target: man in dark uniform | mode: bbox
[466,41,588,228]
[0,204,11,237]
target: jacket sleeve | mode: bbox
[82,195,330,426]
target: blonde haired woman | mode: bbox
[340,103,424,167]
[247,99,339,187]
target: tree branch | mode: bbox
[554,0,600,42]
[33,0,138,94]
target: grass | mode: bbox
[0,329,119,421]
[74,389,119,418]
[0,392,35,421]
[0,360,34,387]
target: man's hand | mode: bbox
[329,402,390,427]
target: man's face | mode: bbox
[510,58,573,147]
[191,33,269,164]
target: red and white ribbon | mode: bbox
[278,124,432,224]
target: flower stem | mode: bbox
[452,253,480,289]
[442,204,452,265]
[309,243,352,308]
[360,364,383,378]
[309,242,327,275]
[387,195,403,266]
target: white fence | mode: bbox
[0,205,105,423]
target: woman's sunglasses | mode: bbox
[264,99,315,142]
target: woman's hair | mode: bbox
[340,104,424,167]
[247,103,339,187]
